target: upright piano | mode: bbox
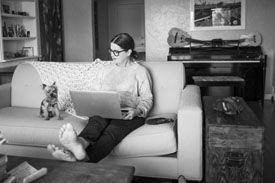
[167,46,266,102]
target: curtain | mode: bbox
[38,0,63,61]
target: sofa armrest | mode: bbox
[0,83,11,108]
[177,84,203,180]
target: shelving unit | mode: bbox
[0,0,39,63]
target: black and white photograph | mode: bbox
[190,0,246,30]
[0,0,275,183]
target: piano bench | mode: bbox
[192,76,245,97]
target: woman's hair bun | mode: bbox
[131,50,139,60]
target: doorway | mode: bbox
[94,0,145,60]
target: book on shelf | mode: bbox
[2,21,29,38]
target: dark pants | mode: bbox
[78,115,145,163]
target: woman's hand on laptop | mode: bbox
[123,108,141,120]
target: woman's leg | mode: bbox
[86,117,145,163]
[78,115,110,144]
[58,116,110,160]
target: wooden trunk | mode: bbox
[204,96,264,183]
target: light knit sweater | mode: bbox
[96,62,153,118]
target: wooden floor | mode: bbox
[248,100,275,183]
[132,100,275,183]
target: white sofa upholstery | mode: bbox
[0,61,203,181]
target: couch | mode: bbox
[0,61,203,182]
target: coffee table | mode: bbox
[203,96,264,183]
[6,156,135,183]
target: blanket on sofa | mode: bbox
[29,61,112,114]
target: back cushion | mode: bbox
[12,62,44,108]
[11,61,185,115]
[141,61,185,115]
[11,61,109,111]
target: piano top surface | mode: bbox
[168,46,264,62]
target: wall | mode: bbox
[62,0,94,62]
[108,0,145,52]
[61,0,275,96]
[95,0,109,60]
[145,0,275,97]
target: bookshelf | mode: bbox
[0,0,39,63]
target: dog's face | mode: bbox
[42,82,58,99]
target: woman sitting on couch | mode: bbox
[47,33,153,162]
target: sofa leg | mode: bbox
[178,175,187,183]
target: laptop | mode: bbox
[69,90,128,119]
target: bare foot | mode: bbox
[59,123,86,160]
[47,144,76,162]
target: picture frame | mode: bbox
[22,47,34,57]
[190,0,246,31]
[2,3,10,14]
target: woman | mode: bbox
[48,33,153,162]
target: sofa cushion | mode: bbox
[0,107,88,147]
[11,61,185,116]
[112,113,177,158]
[11,61,112,114]
[0,107,177,157]
[140,62,185,115]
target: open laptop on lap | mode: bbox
[69,90,128,119]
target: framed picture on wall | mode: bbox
[190,0,246,31]
[1,3,10,14]
[22,47,34,57]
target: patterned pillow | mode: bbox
[29,61,112,114]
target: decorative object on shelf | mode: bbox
[2,22,8,37]
[3,51,14,59]
[3,23,29,38]
[0,0,39,62]
[22,47,34,57]
[1,3,10,14]
[3,46,34,59]
[11,10,29,16]
[2,1,30,16]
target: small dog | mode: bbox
[40,82,63,120]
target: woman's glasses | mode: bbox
[108,48,125,56]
